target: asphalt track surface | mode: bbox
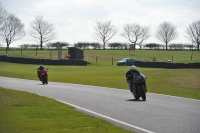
[0,76,200,133]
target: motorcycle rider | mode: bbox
[126,65,147,92]
[37,64,45,80]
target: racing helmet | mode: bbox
[40,64,44,68]
[130,65,137,71]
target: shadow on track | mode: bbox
[126,99,146,102]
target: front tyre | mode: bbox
[135,95,140,100]
[140,86,146,101]
[45,78,48,84]
[42,79,45,84]
[132,92,140,100]
[42,76,46,84]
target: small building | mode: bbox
[68,47,84,60]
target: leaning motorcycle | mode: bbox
[128,73,147,101]
[39,69,48,84]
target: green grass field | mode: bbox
[0,49,200,133]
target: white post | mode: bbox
[57,42,62,60]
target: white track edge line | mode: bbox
[57,100,155,133]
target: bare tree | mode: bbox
[186,20,200,50]
[93,20,117,49]
[29,16,56,50]
[0,3,8,48]
[0,3,7,26]
[0,14,25,49]
[156,22,178,50]
[121,23,150,49]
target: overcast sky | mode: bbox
[1,0,200,47]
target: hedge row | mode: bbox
[134,61,200,69]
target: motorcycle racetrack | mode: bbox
[0,76,200,133]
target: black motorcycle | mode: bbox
[131,82,146,101]
[128,72,147,101]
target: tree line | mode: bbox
[19,42,196,51]
[73,42,196,50]
[0,4,199,50]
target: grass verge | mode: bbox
[0,87,133,133]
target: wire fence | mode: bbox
[0,48,200,64]
[84,55,200,65]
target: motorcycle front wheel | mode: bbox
[42,80,45,84]
[45,78,48,84]
[140,86,146,101]
[42,77,46,84]
[132,92,140,100]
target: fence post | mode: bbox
[112,57,113,65]
[172,56,173,61]
[96,56,97,62]
[50,50,52,59]
[21,46,22,55]
[36,45,38,56]
[191,55,192,61]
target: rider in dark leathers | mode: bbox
[126,65,147,92]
